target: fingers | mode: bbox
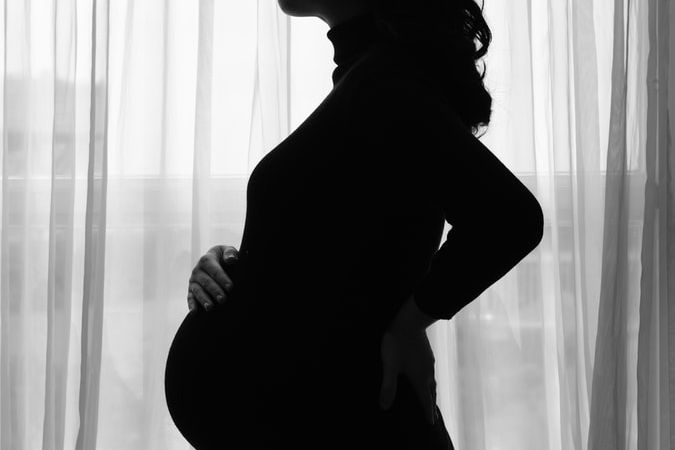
[221,246,239,263]
[380,330,438,424]
[207,245,239,265]
[190,269,226,305]
[412,378,437,425]
[188,249,238,312]
[201,257,234,300]
[188,283,214,311]
[187,291,198,312]
[379,363,398,410]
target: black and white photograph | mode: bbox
[0,0,672,449]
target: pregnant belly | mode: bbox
[163,295,336,447]
[164,272,454,448]
[164,298,262,448]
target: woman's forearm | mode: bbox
[388,294,439,337]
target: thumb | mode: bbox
[221,247,239,264]
[379,366,398,410]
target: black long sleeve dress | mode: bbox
[164,11,544,450]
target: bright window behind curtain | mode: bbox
[1,0,670,449]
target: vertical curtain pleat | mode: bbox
[247,0,289,172]
[111,0,135,174]
[454,313,487,449]
[548,1,582,448]
[638,0,666,448]
[140,1,172,448]
[588,0,631,447]
[0,1,670,449]
[42,0,77,449]
[667,1,675,445]
[638,0,675,445]
[74,0,109,448]
[569,0,602,449]
[1,1,32,448]
[531,1,564,448]
[190,0,213,262]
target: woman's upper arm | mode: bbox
[432,104,544,243]
[354,73,544,246]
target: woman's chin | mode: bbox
[277,0,317,17]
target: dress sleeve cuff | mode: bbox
[412,277,455,321]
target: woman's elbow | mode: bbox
[492,192,544,254]
[521,195,544,252]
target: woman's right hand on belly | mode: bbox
[187,245,238,312]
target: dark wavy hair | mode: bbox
[371,0,493,137]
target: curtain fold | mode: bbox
[74,0,109,448]
[0,1,671,449]
[588,0,634,445]
[190,0,214,268]
[247,0,289,172]
[1,2,32,448]
[638,0,675,448]
[42,0,77,449]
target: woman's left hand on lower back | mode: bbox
[379,327,438,425]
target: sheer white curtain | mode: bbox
[0,0,672,449]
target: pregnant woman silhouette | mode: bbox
[165,0,544,448]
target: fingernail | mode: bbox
[216,295,224,303]
[204,303,212,311]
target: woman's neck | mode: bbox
[326,11,380,85]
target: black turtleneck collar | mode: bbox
[326,12,381,85]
